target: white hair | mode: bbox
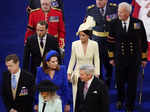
[79,64,95,75]
[118,2,132,14]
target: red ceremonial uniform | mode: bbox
[25,8,65,48]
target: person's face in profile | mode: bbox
[118,7,130,21]
[40,0,51,12]
[5,60,19,74]
[46,56,58,70]
[96,0,108,8]
[79,31,89,43]
[36,24,47,38]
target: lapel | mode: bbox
[79,40,90,57]
[118,19,124,32]
[86,39,91,56]
[15,70,23,99]
[128,17,133,33]
[43,35,49,55]
[35,34,42,57]
[80,81,85,100]
[8,72,14,101]
[84,77,96,100]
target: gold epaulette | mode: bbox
[109,3,117,7]
[52,7,62,11]
[31,8,40,12]
[87,4,95,10]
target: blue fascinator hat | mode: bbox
[46,50,59,61]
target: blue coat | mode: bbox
[35,65,69,111]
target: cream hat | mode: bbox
[76,16,96,35]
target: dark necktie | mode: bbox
[40,38,44,48]
[100,8,104,16]
[123,22,127,32]
[42,101,47,112]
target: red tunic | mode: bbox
[25,8,65,48]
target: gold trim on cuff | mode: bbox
[92,30,109,37]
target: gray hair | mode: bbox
[79,64,95,75]
[118,2,132,14]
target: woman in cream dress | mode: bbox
[67,22,100,109]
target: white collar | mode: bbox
[38,34,47,41]
[11,68,21,82]
[122,17,130,24]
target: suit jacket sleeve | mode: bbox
[23,37,31,71]
[2,72,12,111]
[93,41,100,75]
[52,37,62,64]
[67,42,76,74]
[139,20,148,61]
[25,12,35,43]
[58,11,65,48]
[98,81,110,112]
[75,78,81,112]
[108,19,116,60]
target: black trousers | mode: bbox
[116,57,140,110]
[92,36,113,81]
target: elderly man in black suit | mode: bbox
[75,64,109,112]
[23,20,60,78]
[108,2,148,112]
[2,54,34,112]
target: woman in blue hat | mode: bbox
[35,50,70,112]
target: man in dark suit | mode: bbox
[85,0,118,87]
[75,64,109,112]
[23,20,60,77]
[108,2,148,112]
[2,54,34,112]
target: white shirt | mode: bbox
[11,68,21,84]
[122,17,130,32]
[38,94,62,112]
[38,34,47,49]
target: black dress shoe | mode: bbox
[116,101,123,110]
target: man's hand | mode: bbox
[141,61,147,68]
[64,104,70,112]
[110,59,115,66]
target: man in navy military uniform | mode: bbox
[85,0,118,88]
[108,2,147,112]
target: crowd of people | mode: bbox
[1,0,150,112]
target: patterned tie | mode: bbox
[83,82,88,99]
[11,75,17,89]
[40,38,44,48]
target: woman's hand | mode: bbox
[64,104,70,112]
[67,74,71,81]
